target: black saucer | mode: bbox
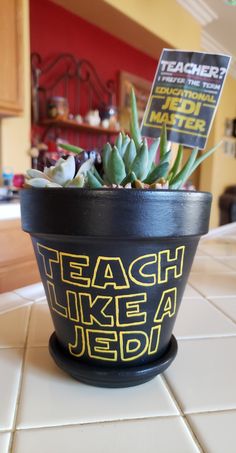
[49,332,178,388]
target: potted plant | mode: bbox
[20,89,218,388]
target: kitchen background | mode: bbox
[0,0,236,229]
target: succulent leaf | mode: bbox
[76,157,95,177]
[168,145,183,183]
[190,141,222,174]
[65,175,85,188]
[159,123,168,159]
[144,162,169,184]
[107,146,126,184]
[87,170,103,188]
[123,139,136,172]
[130,87,142,149]
[26,169,51,180]
[120,135,130,158]
[159,150,171,165]
[121,171,137,186]
[102,143,112,179]
[45,155,75,186]
[170,147,199,189]
[115,132,123,153]
[58,143,84,155]
[26,178,62,188]
[130,139,149,180]
[92,167,104,185]
[146,138,160,174]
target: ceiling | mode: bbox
[52,0,236,77]
[177,0,236,77]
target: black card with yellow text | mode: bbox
[141,49,231,149]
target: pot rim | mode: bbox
[20,187,212,196]
[20,187,212,238]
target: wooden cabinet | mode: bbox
[0,0,24,116]
[0,218,40,292]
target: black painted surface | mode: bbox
[20,188,212,387]
[20,188,212,238]
[49,333,178,388]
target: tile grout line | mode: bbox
[176,333,236,341]
[211,255,236,272]
[0,302,33,317]
[4,405,236,434]
[186,407,236,416]
[13,414,185,433]
[193,250,236,272]
[206,297,236,325]
[161,375,206,453]
[8,303,34,453]
[12,289,46,304]
[187,280,236,324]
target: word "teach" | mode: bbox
[37,244,185,288]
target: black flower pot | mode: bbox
[20,188,211,388]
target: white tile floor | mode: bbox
[0,432,11,453]
[1,223,236,452]
[188,411,236,453]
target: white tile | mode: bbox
[0,292,32,315]
[17,347,179,429]
[165,337,236,413]
[14,283,45,302]
[188,272,236,298]
[174,298,236,339]
[195,247,209,257]
[27,303,53,347]
[183,284,203,299]
[13,417,200,453]
[209,296,236,322]
[0,306,30,347]
[223,235,236,243]
[217,257,236,271]
[191,256,232,274]
[199,243,236,257]
[0,349,23,430]
[188,411,236,453]
[0,432,11,453]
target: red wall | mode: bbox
[30,0,157,87]
[30,0,158,149]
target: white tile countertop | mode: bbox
[1,223,236,453]
[0,202,21,220]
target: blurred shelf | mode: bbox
[40,118,121,135]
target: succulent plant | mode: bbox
[26,88,221,190]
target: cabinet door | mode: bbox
[0,219,40,292]
[0,0,23,116]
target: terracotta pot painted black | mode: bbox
[20,188,211,388]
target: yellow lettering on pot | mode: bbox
[66,290,80,322]
[154,288,177,323]
[86,329,118,361]
[37,243,59,279]
[115,293,147,326]
[60,253,90,288]
[69,325,85,357]
[158,246,185,283]
[148,325,162,355]
[91,257,130,289]
[128,254,157,286]
[46,280,68,318]
[120,331,149,362]
[79,293,114,327]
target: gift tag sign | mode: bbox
[141,49,231,149]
